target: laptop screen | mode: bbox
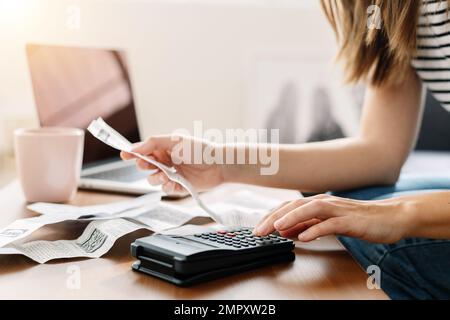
[26,44,141,166]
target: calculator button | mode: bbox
[226,233,236,237]
[217,230,227,234]
[232,245,241,248]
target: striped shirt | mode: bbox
[412,0,450,112]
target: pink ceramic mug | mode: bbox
[14,127,84,203]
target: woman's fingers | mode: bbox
[254,199,308,236]
[254,194,334,236]
[278,219,321,238]
[120,150,135,160]
[147,171,168,186]
[162,181,187,196]
[136,158,159,171]
[132,136,178,156]
[146,171,187,196]
[274,199,341,232]
[298,217,350,242]
[121,137,177,163]
[254,202,290,230]
[120,142,144,160]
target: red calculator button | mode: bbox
[217,230,227,234]
[226,233,236,237]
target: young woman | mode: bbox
[122,0,450,299]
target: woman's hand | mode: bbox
[120,135,225,196]
[253,194,413,244]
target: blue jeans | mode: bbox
[331,174,450,299]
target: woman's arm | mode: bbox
[254,191,450,242]
[224,68,425,193]
[406,191,450,239]
[121,69,424,195]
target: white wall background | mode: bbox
[0,0,337,157]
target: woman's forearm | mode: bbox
[222,137,402,192]
[403,191,450,239]
[222,70,423,193]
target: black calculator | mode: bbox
[131,228,295,286]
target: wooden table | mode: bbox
[0,181,387,299]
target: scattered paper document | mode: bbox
[0,193,161,249]
[129,202,208,231]
[209,189,286,227]
[28,192,162,218]
[0,219,150,263]
[0,212,81,249]
[27,193,208,232]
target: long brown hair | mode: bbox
[320,0,445,87]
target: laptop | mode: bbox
[26,44,159,195]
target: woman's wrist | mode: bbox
[215,143,282,186]
[219,162,239,184]
[385,192,450,240]
[215,144,247,184]
[391,197,422,239]
[216,144,234,184]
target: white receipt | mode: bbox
[0,193,161,249]
[27,192,162,219]
[129,202,208,231]
[0,213,81,249]
[209,189,287,227]
[0,219,150,264]
[0,196,209,263]
[0,203,207,264]
[87,117,222,223]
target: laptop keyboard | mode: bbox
[84,165,148,182]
